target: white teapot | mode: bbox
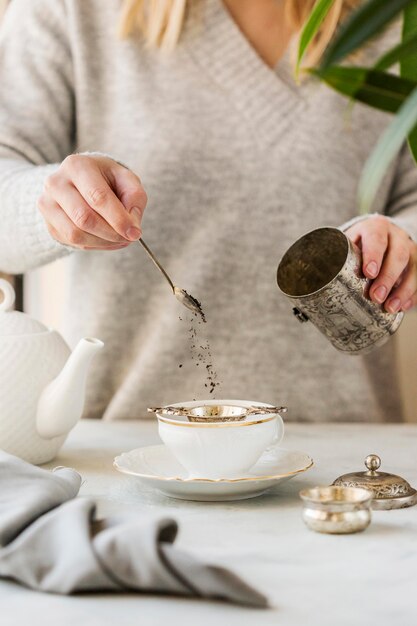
[0,279,103,464]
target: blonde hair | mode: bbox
[0,0,8,20]
[119,0,362,62]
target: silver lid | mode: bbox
[333,454,417,510]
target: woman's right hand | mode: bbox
[38,154,147,250]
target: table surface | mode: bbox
[2,420,417,626]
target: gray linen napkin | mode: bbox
[0,451,268,607]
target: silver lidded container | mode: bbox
[277,227,403,354]
[333,454,417,510]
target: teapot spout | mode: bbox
[36,337,104,439]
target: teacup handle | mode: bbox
[247,406,286,446]
[271,414,285,446]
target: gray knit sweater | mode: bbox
[1,0,417,422]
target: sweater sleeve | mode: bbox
[384,143,417,242]
[0,0,74,274]
[339,145,417,242]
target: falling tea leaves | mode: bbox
[178,301,221,396]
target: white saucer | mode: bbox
[113,444,314,501]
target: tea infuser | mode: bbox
[148,404,288,423]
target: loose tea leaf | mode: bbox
[182,290,206,323]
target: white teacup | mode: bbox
[156,399,285,479]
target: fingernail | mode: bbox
[365,261,378,278]
[403,299,413,311]
[373,285,387,303]
[387,298,401,313]
[126,227,141,241]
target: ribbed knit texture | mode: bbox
[1,0,416,421]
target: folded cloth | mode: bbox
[0,451,268,607]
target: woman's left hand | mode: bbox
[345,215,417,313]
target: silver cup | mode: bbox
[277,227,403,355]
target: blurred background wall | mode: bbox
[1,0,416,421]
[397,312,417,422]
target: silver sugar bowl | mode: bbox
[299,485,373,534]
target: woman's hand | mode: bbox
[38,155,147,250]
[345,215,417,313]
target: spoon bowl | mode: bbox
[138,239,204,318]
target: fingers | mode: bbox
[347,216,388,280]
[402,293,417,311]
[38,196,130,250]
[47,180,128,244]
[360,228,388,281]
[110,164,148,225]
[369,233,411,306]
[384,262,417,313]
[346,216,416,311]
[40,154,148,252]
[62,155,142,241]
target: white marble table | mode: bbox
[2,421,417,626]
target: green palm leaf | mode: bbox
[401,3,417,78]
[311,66,417,113]
[322,0,414,69]
[374,33,417,70]
[359,86,417,212]
[402,3,417,162]
[296,0,336,77]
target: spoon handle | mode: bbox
[138,238,175,293]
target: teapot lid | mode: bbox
[0,279,48,336]
[333,454,417,510]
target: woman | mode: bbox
[0,0,416,422]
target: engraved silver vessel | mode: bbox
[277,227,403,354]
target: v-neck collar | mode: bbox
[184,0,306,145]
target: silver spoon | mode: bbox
[138,238,203,317]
